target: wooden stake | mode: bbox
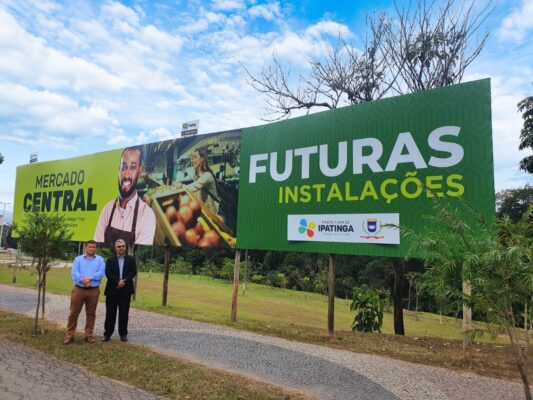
[131,244,138,301]
[231,250,241,322]
[463,280,472,349]
[327,253,335,335]
[162,245,170,307]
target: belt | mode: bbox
[75,285,98,290]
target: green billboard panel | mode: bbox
[236,79,495,256]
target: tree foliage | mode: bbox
[350,285,386,333]
[404,199,532,399]
[15,212,72,334]
[496,185,533,223]
[518,89,533,174]
[0,152,4,165]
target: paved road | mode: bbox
[0,284,528,400]
[0,337,162,400]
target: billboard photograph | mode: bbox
[13,130,241,249]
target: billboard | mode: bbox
[13,80,494,256]
[13,130,241,248]
[236,79,495,256]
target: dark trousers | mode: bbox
[104,294,131,338]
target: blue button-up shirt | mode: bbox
[71,253,105,288]
[118,256,125,280]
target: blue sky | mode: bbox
[0,0,532,218]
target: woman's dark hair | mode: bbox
[194,147,214,177]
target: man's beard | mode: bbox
[118,178,137,200]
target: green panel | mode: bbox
[236,79,495,256]
[13,149,122,241]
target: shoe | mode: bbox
[63,337,74,345]
[120,335,128,342]
[85,336,95,344]
[101,336,111,342]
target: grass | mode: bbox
[1,264,531,382]
[0,311,311,400]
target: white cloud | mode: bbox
[499,0,533,42]
[0,83,119,136]
[101,1,141,34]
[211,0,246,12]
[305,20,351,39]
[150,127,174,140]
[180,18,210,34]
[107,133,130,145]
[249,2,281,20]
[141,25,183,53]
[0,8,128,92]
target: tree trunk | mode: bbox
[407,281,412,311]
[162,246,170,307]
[393,258,405,335]
[462,280,472,349]
[516,348,532,400]
[34,259,43,335]
[12,265,17,283]
[231,250,241,322]
[327,254,335,335]
[40,260,47,335]
[525,303,528,332]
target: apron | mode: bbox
[104,197,139,247]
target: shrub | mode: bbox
[350,285,385,333]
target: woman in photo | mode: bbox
[179,147,220,214]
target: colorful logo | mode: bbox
[298,218,316,237]
[361,218,384,239]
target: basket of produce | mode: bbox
[150,187,235,248]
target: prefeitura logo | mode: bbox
[361,218,384,240]
[298,218,316,237]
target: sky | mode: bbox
[0,0,532,220]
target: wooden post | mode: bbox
[231,250,241,322]
[242,249,248,295]
[327,253,335,335]
[393,258,406,335]
[162,245,170,307]
[130,244,138,301]
[462,280,472,349]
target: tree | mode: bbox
[386,0,493,94]
[245,0,492,120]
[350,285,386,333]
[518,88,533,173]
[0,152,4,164]
[406,271,423,311]
[496,185,533,223]
[15,212,72,335]
[404,200,532,399]
[245,15,392,120]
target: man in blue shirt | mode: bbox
[63,240,105,344]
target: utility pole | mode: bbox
[0,202,10,248]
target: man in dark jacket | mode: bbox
[102,238,137,342]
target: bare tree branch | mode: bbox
[387,0,494,94]
[244,0,493,119]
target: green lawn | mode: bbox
[0,265,473,340]
[1,265,529,382]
